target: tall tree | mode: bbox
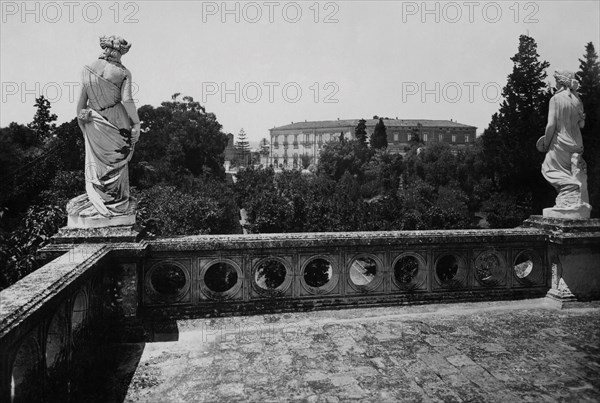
[481,35,552,215]
[28,96,57,143]
[576,42,600,217]
[134,94,228,182]
[370,118,388,149]
[236,128,250,167]
[354,119,368,147]
[319,139,373,180]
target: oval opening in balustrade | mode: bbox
[151,264,187,295]
[349,256,377,286]
[394,255,419,285]
[46,304,68,369]
[304,258,333,288]
[11,334,41,402]
[204,262,239,293]
[255,259,287,290]
[514,252,534,279]
[436,255,459,283]
[71,290,88,337]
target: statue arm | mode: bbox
[543,98,557,152]
[121,70,141,144]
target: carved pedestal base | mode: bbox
[543,203,591,220]
[546,277,579,309]
[67,198,138,229]
[67,212,136,228]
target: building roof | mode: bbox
[270,118,476,131]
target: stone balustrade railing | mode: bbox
[1,218,599,401]
[139,228,551,321]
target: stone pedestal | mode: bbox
[67,212,136,228]
[523,216,600,305]
[51,225,142,244]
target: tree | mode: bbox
[370,118,388,149]
[576,42,600,217]
[480,35,552,216]
[236,128,250,167]
[354,119,368,147]
[133,94,229,184]
[54,118,84,171]
[28,96,57,143]
[410,123,423,144]
[301,154,312,169]
[318,139,373,180]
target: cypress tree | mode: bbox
[370,118,388,149]
[481,35,552,213]
[576,42,600,216]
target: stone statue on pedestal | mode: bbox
[66,35,141,228]
[537,70,591,219]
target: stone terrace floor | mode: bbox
[111,299,600,402]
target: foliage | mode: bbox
[234,164,474,234]
[0,204,65,290]
[235,128,251,167]
[354,118,368,146]
[136,178,239,236]
[133,95,229,186]
[28,95,57,143]
[362,149,404,197]
[483,192,530,229]
[576,42,600,217]
[480,34,554,216]
[370,118,388,149]
[54,118,85,171]
[318,138,374,180]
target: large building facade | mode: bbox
[268,118,477,168]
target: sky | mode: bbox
[1,0,599,145]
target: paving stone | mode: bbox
[417,352,459,376]
[446,354,477,368]
[120,302,600,402]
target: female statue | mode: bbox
[538,70,591,218]
[67,35,141,227]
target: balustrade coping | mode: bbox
[146,228,548,251]
[0,244,109,340]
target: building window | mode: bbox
[394,132,399,142]
[465,135,470,143]
[439,134,443,141]
[452,135,456,142]
[423,133,428,142]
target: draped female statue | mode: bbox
[538,70,591,219]
[67,36,141,228]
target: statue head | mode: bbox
[553,70,579,92]
[99,35,131,62]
